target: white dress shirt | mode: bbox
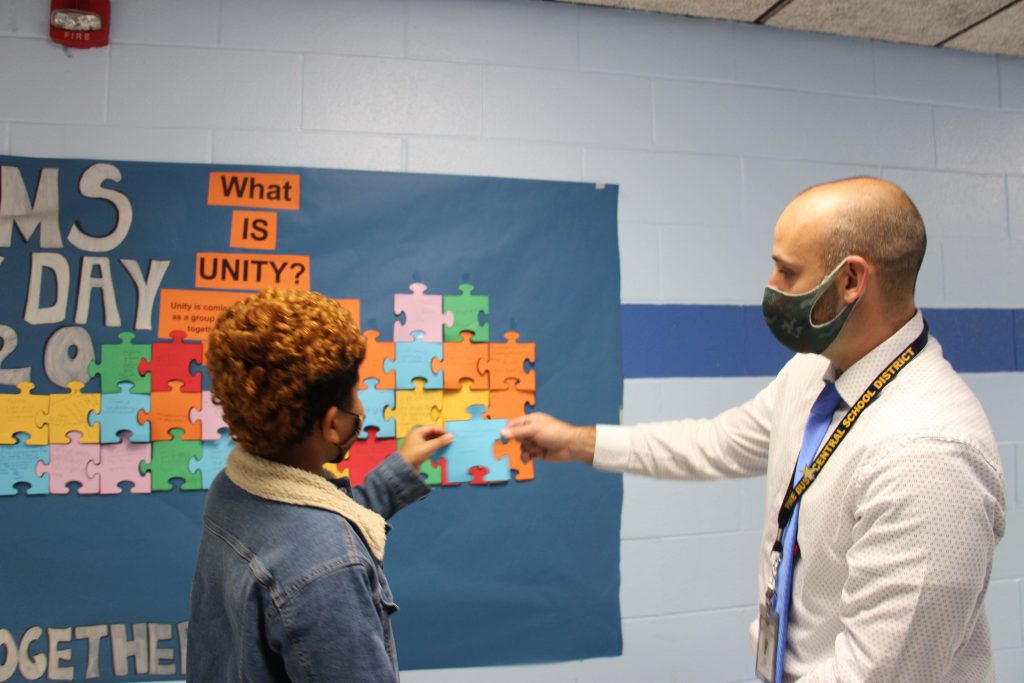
[595,312,1006,682]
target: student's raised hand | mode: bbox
[399,425,454,469]
[501,412,596,464]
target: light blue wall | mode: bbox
[2,0,1022,680]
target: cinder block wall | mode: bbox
[2,0,1022,680]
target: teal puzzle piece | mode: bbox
[89,381,150,443]
[358,379,396,439]
[0,433,49,495]
[385,331,443,390]
[189,428,233,489]
[434,404,508,485]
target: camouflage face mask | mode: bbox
[762,258,859,355]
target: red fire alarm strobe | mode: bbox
[50,0,110,49]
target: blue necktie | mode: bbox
[773,381,842,682]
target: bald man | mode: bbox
[505,178,1006,682]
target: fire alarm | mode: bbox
[50,0,110,49]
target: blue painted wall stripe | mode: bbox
[621,305,1022,378]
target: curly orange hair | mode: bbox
[205,289,366,458]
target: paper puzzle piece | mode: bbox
[469,466,490,486]
[89,434,152,494]
[343,428,396,486]
[89,381,150,443]
[139,330,203,393]
[419,457,445,486]
[394,283,453,343]
[189,428,234,489]
[359,379,396,439]
[36,431,100,494]
[392,379,442,438]
[141,428,203,491]
[496,438,534,482]
[88,331,152,394]
[140,381,201,441]
[435,405,508,485]
[385,331,443,390]
[443,283,489,342]
[485,377,536,419]
[484,331,536,391]
[0,382,49,445]
[359,330,395,390]
[435,331,489,390]
[40,381,101,444]
[189,391,229,441]
[442,380,489,422]
[0,433,50,495]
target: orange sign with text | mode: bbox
[195,253,311,291]
[159,289,360,343]
[208,172,300,210]
[230,211,278,250]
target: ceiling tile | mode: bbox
[944,2,1024,57]
[765,0,1009,46]
[558,0,777,22]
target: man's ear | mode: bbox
[320,405,343,445]
[842,255,869,303]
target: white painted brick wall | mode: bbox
[3,0,1023,679]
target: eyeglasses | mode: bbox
[341,408,364,439]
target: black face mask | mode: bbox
[330,410,364,464]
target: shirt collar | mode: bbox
[828,311,926,408]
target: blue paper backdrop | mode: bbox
[0,155,623,680]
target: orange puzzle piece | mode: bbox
[484,331,535,391]
[435,330,488,390]
[140,381,202,441]
[495,438,534,482]
[485,377,535,419]
[359,330,395,390]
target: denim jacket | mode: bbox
[187,448,430,682]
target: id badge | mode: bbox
[755,603,779,683]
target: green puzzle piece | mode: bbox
[443,283,489,343]
[141,428,202,491]
[88,331,152,394]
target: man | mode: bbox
[504,177,1006,682]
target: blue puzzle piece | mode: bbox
[89,381,150,443]
[384,330,443,390]
[358,379,396,439]
[189,428,234,490]
[435,404,509,484]
[0,433,50,495]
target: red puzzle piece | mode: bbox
[343,428,396,486]
[139,330,203,393]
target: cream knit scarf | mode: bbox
[225,447,387,562]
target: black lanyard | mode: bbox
[771,322,930,553]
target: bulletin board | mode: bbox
[0,155,624,680]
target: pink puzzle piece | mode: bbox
[89,435,152,494]
[189,391,229,441]
[394,283,453,343]
[37,431,101,494]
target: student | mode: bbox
[187,288,452,682]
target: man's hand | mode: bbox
[501,412,596,464]
[399,425,454,469]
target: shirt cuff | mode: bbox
[593,424,632,472]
